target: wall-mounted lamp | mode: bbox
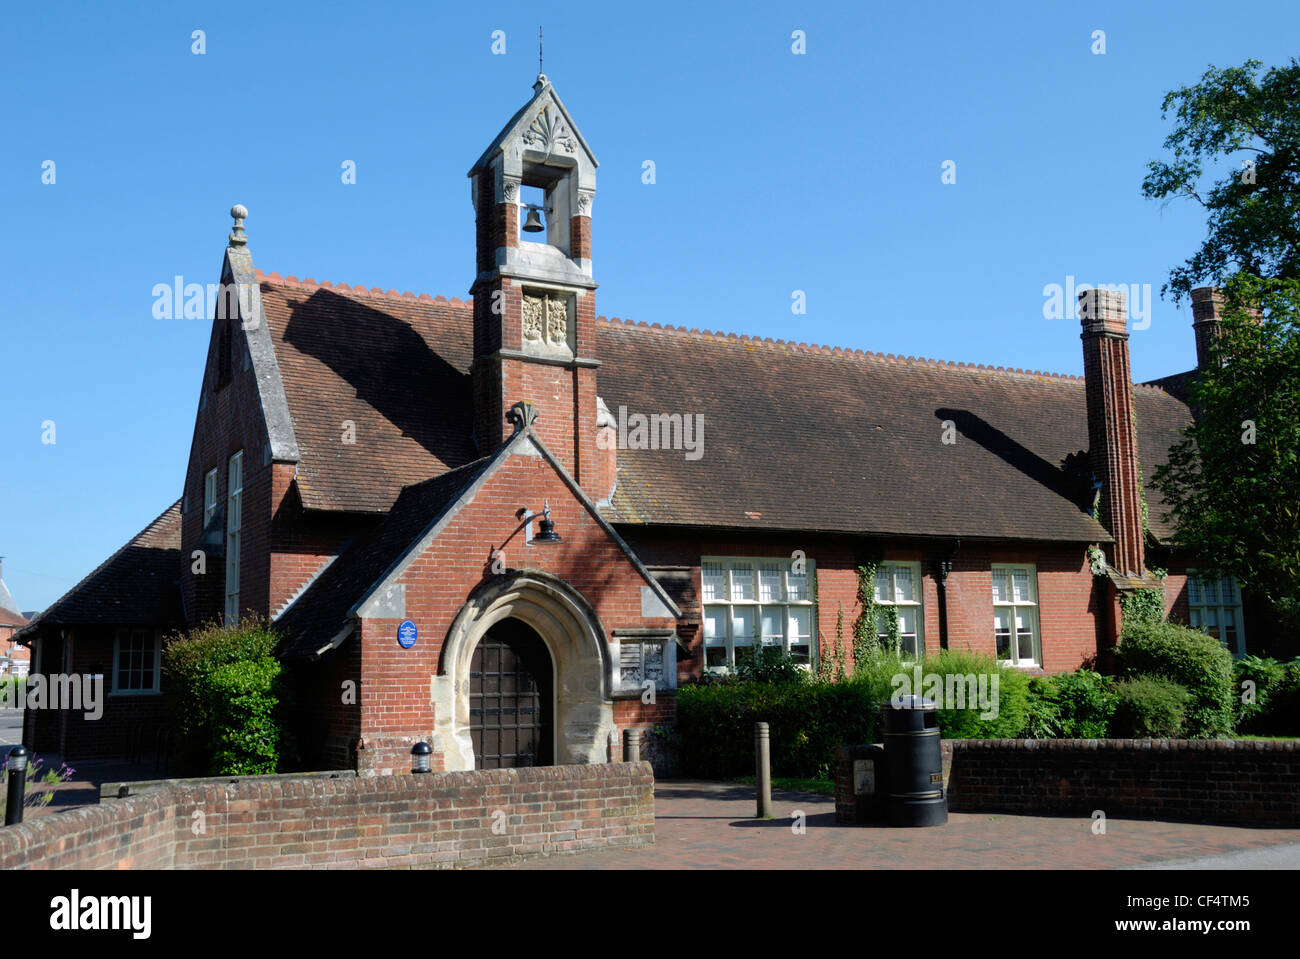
[534,500,562,543]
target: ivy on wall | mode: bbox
[1119,567,1168,628]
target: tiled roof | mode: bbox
[15,501,184,639]
[259,273,478,513]
[255,272,1193,543]
[274,458,492,657]
[596,319,1193,543]
[0,607,27,628]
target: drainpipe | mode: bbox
[933,541,960,651]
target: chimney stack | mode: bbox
[1191,286,1224,369]
[1079,288,1145,577]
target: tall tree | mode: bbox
[1142,58,1300,303]
[1152,274,1300,643]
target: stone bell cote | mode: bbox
[467,74,602,487]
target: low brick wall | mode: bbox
[0,762,655,869]
[947,739,1300,826]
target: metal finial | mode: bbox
[229,204,248,247]
[539,26,543,77]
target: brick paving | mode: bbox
[489,779,1300,870]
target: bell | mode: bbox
[522,204,545,233]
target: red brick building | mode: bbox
[16,75,1270,773]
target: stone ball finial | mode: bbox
[228,203,249,247]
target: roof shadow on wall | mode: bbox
[281,288,476,468]
[935,408,1090,512]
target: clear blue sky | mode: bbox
[2,1,1296,611]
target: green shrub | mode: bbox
[922,650,1030,739]
[1049,669,1117,737]
[1234,656,1300,735]
[676,677,877,778]
[1109,677,1189,738]
[734,646,807,685]
[207,658,283,774]
[1117,621,1235,737]
[1020,676,1062,738]
[162,618,288,775]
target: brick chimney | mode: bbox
[1079,288,1145,577]
[1191,286,1224,369]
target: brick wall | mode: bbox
[0,762,654,870]
[946,739,1300,826]
[624,529,1105,680]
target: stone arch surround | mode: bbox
[434,569,615,770]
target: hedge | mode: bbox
[162,618,288,775]
[1116,621,1236,738]
[1109,676,1189,738]
[677,649,1030,778]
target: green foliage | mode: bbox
[1117,620,1236,738]
[1142,59,1300,303]
[162,617,288,775]
[1021,677,1062,738]
[0,756,75,816]
[1119,571,1167,629]
[1049,669,1118,738]
[734,646,806,685]
[853,564,876,668]
[922,650,1030,740]
[1234,655,1300,735]
[207,658,283,775]
[676,678,878,778]
[856,647,1030,738]
[1153,275,1300,641]
[1110,677,1190,738]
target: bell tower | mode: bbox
[468,72,599,487]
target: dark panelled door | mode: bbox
[469,620,554,769]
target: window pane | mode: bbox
[786,566,808,602]
[1203,578,1219,604]
[994,608,1012,660]
[875,568,890,603]
[760,607,783,645]
[730,563,755,602]
[992,570,1011,604]
[702,562,724,602]
[896,608,916,637]
[788,607,810,639]
[1221,577,1236,604]
[731,607,755,646]
[894,565,915,603]
[900,633,920,660]
[759,564,782,603]
[1189,608,1201,629]
[1012,568,1032,603]
[706,645,727,667]
[1188,576,1202,605]
[1018,628,1035,661]
[703,607,726,640]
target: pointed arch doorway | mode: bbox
[469,618,555,769]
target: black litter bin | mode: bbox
[881,695,948,827]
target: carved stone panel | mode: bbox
[520,290,573,356]
[522,295,544,342]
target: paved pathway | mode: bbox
[491,780,1300,869]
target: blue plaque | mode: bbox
[397,620,418,648]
